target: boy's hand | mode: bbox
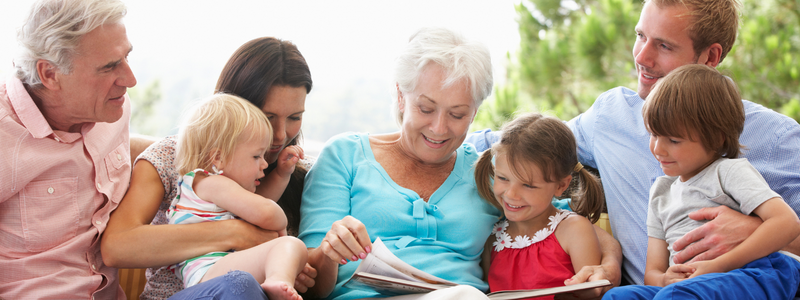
[687,260,725,279]
[275,145,304,177]
[663,264,694,286]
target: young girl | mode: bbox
[603,65,800,299]
[167,94,307,300]
[475,112,606,298]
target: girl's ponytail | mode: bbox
[569,166,605,224]
[475,149,502,211]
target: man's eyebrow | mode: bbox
[635,29,681,50]
[98,46,133,70]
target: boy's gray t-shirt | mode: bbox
[647,158,782,265]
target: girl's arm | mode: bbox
[689,198,800,277]
[557,215,601,274]
[259,145,304,201]
[193,174,288,232]
[101,160,278,268]
[562,225,622,299]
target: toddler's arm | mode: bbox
[260,145,304,201]
[689,198,800,277]
[194,174,288,232]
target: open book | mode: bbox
[342,238,458,295]
[343,238,612,298]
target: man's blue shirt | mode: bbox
[465,86,800,285]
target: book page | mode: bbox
[357,238,457,285]
[343,238,457,295]
[486,280,612,300]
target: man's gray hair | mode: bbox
[14,0,127,86]
[394,27,493,123]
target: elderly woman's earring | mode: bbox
[212,164,224,175]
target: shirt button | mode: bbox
[116,154,122,161]
[47,187,54,194]
[92,264,96,271]
[95,220,102,225]
[96,183,102,190]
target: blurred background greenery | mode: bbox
[472,0,800,130]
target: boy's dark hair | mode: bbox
[643,64,744,158]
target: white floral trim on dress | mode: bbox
[492,209,573,252]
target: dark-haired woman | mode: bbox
[102,37,315,299]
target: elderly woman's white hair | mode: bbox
[394,27,493,124]
[14,0,127,86]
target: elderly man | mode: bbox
[0,0,135,298]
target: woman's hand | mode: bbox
[275,145,304,177]
[294,263,317,293]
[320,216,373,264]
[303,216,373,298]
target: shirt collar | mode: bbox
[6,77,82,142]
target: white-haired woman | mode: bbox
[299,28,499,300]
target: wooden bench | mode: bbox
[119,268,147,300]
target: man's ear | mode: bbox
[554,175,573,197]
[700,43,723,68]
[36,59,61,90]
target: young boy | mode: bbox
[603,64,800,299]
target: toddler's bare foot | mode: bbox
[261,279,302,300]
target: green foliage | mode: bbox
[475,0,800,130]
[724,0,800,118]
[128,79,167,136]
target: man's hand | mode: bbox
[671,206,760,264]
[556,265,615,300]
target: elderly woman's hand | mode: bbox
[319,216,373,264]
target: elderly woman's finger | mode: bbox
[341,216,372,256]
[321,217,372,264]
[321,229,355,264]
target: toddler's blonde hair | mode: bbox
[177,93,272,175]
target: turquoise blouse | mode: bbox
[299,133,501,300]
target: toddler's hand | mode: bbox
[275,145,304,177]
[663,264,694,286]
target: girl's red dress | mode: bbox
[488,210,575,300]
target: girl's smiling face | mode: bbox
[492,154,571,225]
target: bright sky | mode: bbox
[0,0,521,148]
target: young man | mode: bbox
[467,0,800,287]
